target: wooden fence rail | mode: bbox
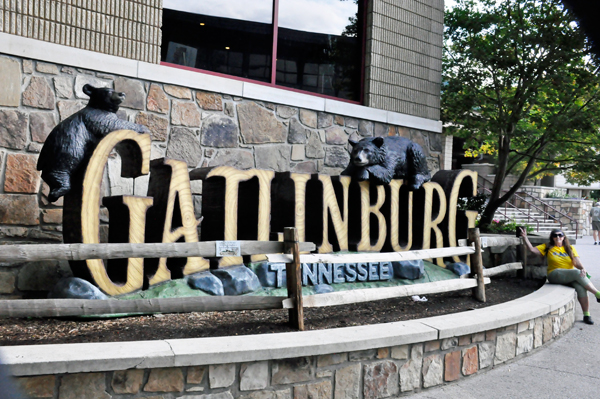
[0,228,526,331]
[0,241,316,263]
[283,277,492,309]
[0,296,286,318]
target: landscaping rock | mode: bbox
[392,260,424,280]
[446,261,470,277]
[211,266,262,295]
[48,277,109,299]
[17,260,72,291]
[188,271,224,296]
[253,262,286,288]
[314,284,334,294]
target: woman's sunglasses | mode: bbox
[552,233,564,238]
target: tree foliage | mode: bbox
[443,0,600,227]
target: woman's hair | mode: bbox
[546,228,574,261]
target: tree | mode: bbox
[443,0,600,228]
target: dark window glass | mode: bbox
[161,0,364,102]
[276,0,363,101]
[162,0,274,82]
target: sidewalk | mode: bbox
[408,235,600,399]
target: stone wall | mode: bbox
[13,296,576,399]
[0,53,447,298]
[365,0,443,119]
[0,0,162,63]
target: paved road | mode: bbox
[408,235,600,399]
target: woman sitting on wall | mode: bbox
[520,228,600,325]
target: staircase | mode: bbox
[493,207,577,239]
[464,166,582,238]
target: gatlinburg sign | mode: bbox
[60,131,477,296]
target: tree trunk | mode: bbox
[479,133,511,229]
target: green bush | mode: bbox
[457,193,488,214]
[545,189,569,199]
[479,219,534,235]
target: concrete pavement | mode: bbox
[408,235,600,399]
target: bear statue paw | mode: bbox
[356,168,370,181]
[48,185,71,203]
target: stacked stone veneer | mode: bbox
[14,297,576,399]
[0,53,447,297]
[365,0,443,119]
[0,0,162,63]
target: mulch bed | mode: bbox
[0,277,544,346]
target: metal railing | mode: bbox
[518,191,579,238]
[478,185,540,232]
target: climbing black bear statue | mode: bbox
[341,136,431,190]
[37,84,149,202]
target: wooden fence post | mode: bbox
[516,228,527,278]
[468,227,486,302]
[284,227,304,331]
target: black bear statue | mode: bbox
[341,136,431,190]
[37,84,150,202]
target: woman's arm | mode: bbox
[572,256,589,277]
[519,227,542,257]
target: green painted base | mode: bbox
[119,260,458,300]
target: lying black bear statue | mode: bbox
[341,136,431,190]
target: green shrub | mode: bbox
[457,193,488,214]
[545,189,569,199]
[479,219,534,234]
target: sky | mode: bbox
[163,0,357,35]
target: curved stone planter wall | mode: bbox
[1,284,576,398]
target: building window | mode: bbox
[161,0,364,102]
